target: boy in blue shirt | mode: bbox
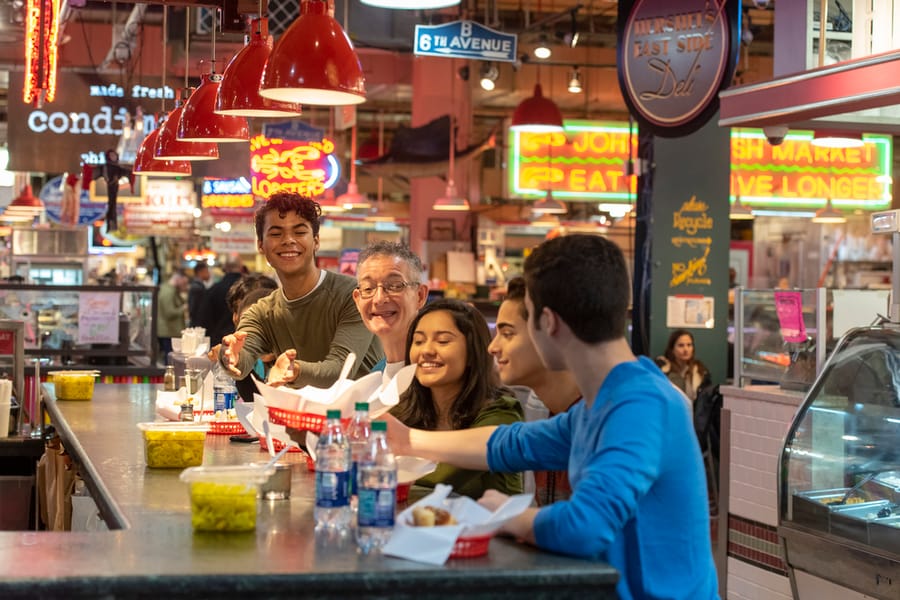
[387,234,718,600]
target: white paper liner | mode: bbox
[382,484,533,565]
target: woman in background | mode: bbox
[391,298,523,499]
[656,329,710,403]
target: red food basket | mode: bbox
[450,533,493,558]
[267,407,326,432]
[206,420,246,435]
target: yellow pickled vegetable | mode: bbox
[189,482,258,531]
[56,375,95,400]
[143,430,206,468]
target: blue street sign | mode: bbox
[263,121,325,142]
[415,20,517,63]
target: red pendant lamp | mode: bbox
[510,84,564,132]
[178,70,250,143]
[134,127,192,176]
[154,94,219,161]
[216,18,302,117]
[259,0,366,106]
[2,184,44,221]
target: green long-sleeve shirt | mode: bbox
[231,271,383,388]
[396,394,524,500]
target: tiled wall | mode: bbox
[728,558,793,600]
[726,392,803,525]
[722,385,805,600]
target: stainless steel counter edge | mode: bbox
[0,383,618,599]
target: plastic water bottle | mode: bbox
[346,402,371,501]
[212,363,237,413]
[315,410,352,532]
[356,420,397,554]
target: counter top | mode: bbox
[0,383,617,598]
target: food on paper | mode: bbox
[412,505,458,527]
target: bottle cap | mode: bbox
[354,402,368,411]
[372,421,387,432]
[326,409,341,419]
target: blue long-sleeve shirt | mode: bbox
[487,356,719,600]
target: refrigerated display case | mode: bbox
[0,284,158,374]
[779,326,900,599]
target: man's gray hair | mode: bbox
[357,241,424,283]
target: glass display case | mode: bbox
[0,284,158,371]
[734,288,829,391]
[779,326,900,599]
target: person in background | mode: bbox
[352,241,428,378]
[656,329,710,403]
[221,192,382,388]
[390,298,523,500]
[156,270,189,362]
[224,274,279,402]
[199,255,244,346]
[487,276,580,506]
[187,262,211,328]
[386,235,717,600]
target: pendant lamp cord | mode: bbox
[184,8,190,90]
[350,121,357,185]
[160,5,167,114]
[210,8,217,74]
[448,60,455,187]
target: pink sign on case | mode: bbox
[774,291,808,343]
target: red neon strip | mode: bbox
[23,0,40,103]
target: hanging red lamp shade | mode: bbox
[134,128,192,176]
[154,102,219,161]
[259,0,366,106]
[510,84,564,132]
[2,184,44,221]
[178,71,250,143]
[215,18,302,117]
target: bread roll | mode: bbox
[412,505,457,527]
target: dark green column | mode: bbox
[649,116,731,385]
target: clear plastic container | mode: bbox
[51,371,98,401]
[136,422,209,468]
[179,465,274,532]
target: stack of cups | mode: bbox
[0,379,12,438]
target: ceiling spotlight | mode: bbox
[480,62,499,91]
[567,67,582,94]
[534,34,551,60]
[565,11,579,47]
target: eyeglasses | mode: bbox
[356,279,418,299]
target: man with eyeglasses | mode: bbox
[352,241,428,377]
[220,192,383,388]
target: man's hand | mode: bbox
[220,332,247,376]
[267,349,300,387]
[478,489,539,545]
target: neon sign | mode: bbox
[508,122,893,210]
[202,177,255,213]
[23,0,61,104]
[730,129,892,210]
[509,121,637,201]
[250,134,340,198]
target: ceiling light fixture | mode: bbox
[567,67,582,93]
[216,18,302,118]
[534,34,552,59]
[811,130,864,148]
[1,184,44,221]
[433,63,470,212]
[479,62,499,91]
[317,188,346,213]
[360,0,459,8]
[179,8,249,143]
[532,190,567,215]
[729,196,755,220]
[337,123,372,210]
[154,95,219,161]
[811,198,847,224]
[510,83,564,132]
[259,0,366,106]
[133,127,192,176]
